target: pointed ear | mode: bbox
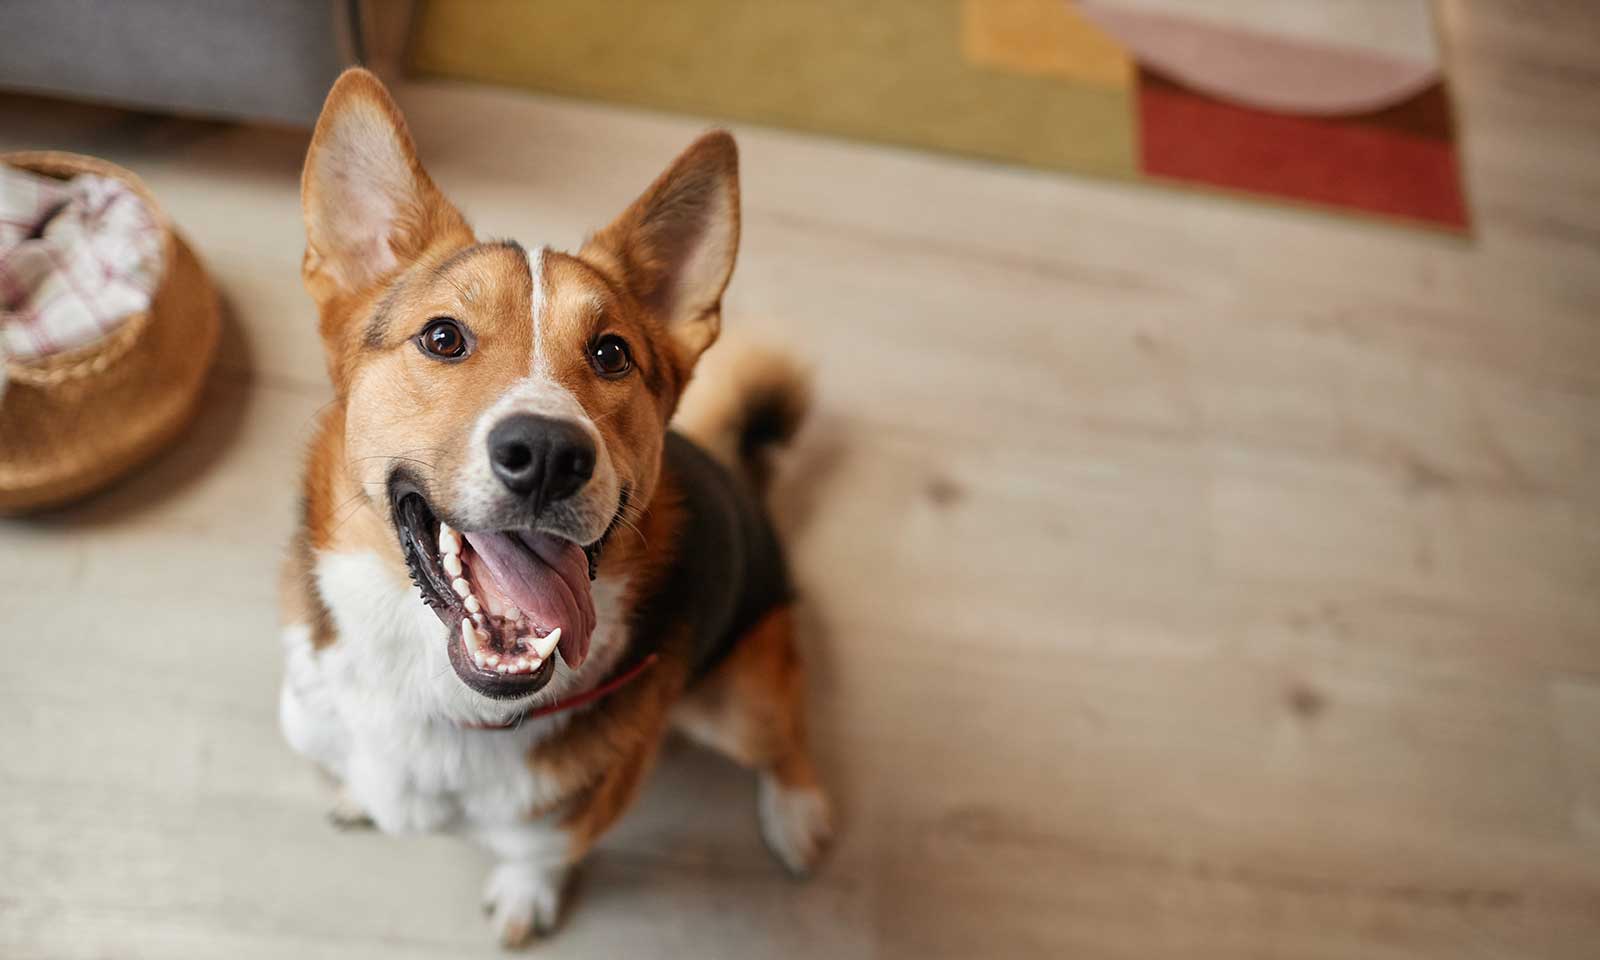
[300,68,469,304]
[582,131,740,363]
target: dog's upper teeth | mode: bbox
[464,595,481,614]
[439,523,460,555]
[443,553,463,577]
[452,577,471,598]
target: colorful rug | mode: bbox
[410,0,1468,232]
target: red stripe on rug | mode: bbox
[1137,71,1469,230]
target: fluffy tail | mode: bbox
[674,338,811,494]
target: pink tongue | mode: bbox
[461,531,595,669]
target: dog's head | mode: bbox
[301,70,737,702]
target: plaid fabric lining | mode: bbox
[0,165,162,362]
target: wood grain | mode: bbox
[2,4,1599,955]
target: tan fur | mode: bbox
[300,69,474,393]
[278,529,336,651]
[580,131,739,368]
[673,607,818,789]
[673,338,812,492]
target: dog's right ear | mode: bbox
[301,68,469,306]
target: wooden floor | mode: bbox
[4,5,1600,956]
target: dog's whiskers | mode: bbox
[326,491,370,534]
[616,513,648,546]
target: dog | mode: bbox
[277,69,831,947]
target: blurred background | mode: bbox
[1,1,1597,957]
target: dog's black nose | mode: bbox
[487,414,595,509]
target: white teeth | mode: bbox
[532,628,560,661]
[496,664,509,674]
[486,655,499,668]
[452,577,471,598]
[438,524,460,555]
[472,611,486,627]
[464,595,480,614]
[461,619,476,650]
[515,659,529,672]
[443,553,463,577]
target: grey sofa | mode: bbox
[0,0,369,126]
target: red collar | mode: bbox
[462,653,659,730]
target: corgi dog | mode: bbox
[278,69,830,947]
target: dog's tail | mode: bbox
[674,337,811,494]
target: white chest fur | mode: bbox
[278,549,632,833]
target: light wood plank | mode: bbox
[3,3,1599,955]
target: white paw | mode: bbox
[484,860,568,948]
[758,774,833,877]
[326,788,374,830]
[364,788,455,835]
[345,758,457,835]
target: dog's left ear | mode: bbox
[583,131,740,365]
[301,68,469,307]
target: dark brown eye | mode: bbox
[590,334,632,378]
[419,318,468,360]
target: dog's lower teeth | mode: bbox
[532,628,560,661]
[440,543,554,681]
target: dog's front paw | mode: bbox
[758,774,833,877]
[345,757,457,834]
[327,788,375,830]
[484,861,568,948]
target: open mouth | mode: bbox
[391,482,598,700]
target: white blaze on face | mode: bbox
[528,245,549,377]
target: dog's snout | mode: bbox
[487,414,595,509]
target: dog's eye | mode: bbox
[419,318,469,360]
[590,334,632,378]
